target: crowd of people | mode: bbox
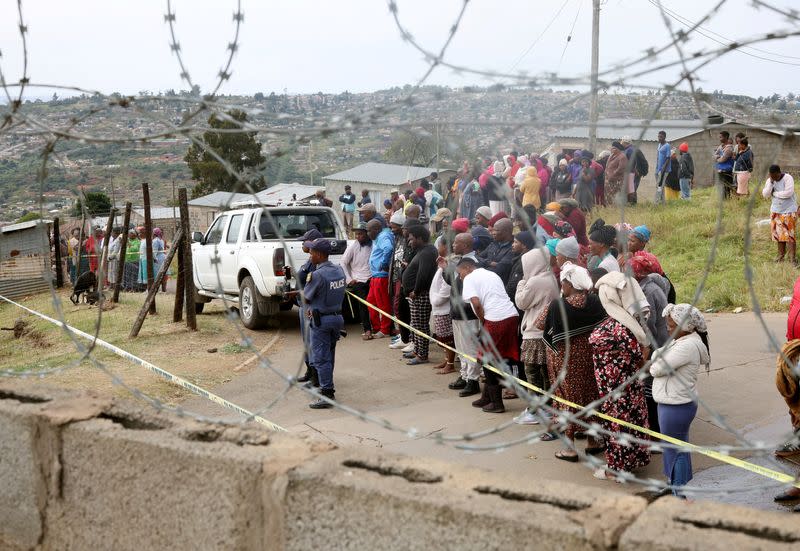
[330,162,713,493]
[56,224,169,293]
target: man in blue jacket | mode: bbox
[366,219,395,337]
[655,130,671,204]
[338,185,356,235]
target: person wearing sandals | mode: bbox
[513,247,559,425]
[536,263,607,455]
[649,304,710,497]
[403,225,438,365]
[590,272,652,480]
[429,236,456,375]
[457,256,519,414]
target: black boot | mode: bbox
[458,379,480,397]
[309,388,335,409]
[304,367,320,388]
[297,364,313,383]
[471,383,490,408]
[448,377,466,390]
[482,384,505,413]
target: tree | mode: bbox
[72,192,112,217]
[184,109,267,198]
[16,212,41,223]
[384,130,437,167]
[254,92,265,101]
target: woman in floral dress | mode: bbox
[536,262,607,459]
[590,271,652,479]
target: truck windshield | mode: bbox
[257,211,337,240]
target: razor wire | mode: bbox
[0,0,800,498]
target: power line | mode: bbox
[556,0,583,72]
[507,0,572,72]
[650,0,800,66]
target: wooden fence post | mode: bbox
[179,188,197,331]
[173,235,185,322]
[113,202,132,303]
[53,217,63,288]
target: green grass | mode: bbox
[593,186,796,312]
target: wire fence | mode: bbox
[2,0,800,500]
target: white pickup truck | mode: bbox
[191,205,350,329]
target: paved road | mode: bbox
[184,308,798,510]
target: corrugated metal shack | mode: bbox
[0,219,53,299]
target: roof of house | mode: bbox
[553,119,706,142]
[253,183,324,205]
[0,219,52,233]
[323,162,452,186]
[187,191,252,208]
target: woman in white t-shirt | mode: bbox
[457,257,519,415]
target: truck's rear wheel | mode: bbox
[194,302,205,314]
[239,276,269,329]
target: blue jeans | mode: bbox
[679,178,691,200]
[310,314,343,391]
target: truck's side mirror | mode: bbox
[191,231,205,244]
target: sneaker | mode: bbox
[402,342,414,353]
[513,409,540,425]
[389,339,408,349]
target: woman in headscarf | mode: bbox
[649,304,709,497]
[590,272,651,479]
[122,228,140,291]
[136,226,149,288]
[553,158,574,201]
[536,263,607,456]
[587,224,620,273]
[605,142,628,205]
[514,247,560,425]
[152,227,168,292]
[575,157,595,213]
[487,160,508,216]
[518,167,541,210]
[429,236,456,374]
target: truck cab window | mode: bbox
[206,215,228,245]
[226,214,243,244]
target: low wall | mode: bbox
[1,384,799,550]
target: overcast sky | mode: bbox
[1,0,799,99]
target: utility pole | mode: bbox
[588,0,601,154]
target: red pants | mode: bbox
[367,276,392,334]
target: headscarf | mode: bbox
[595,271,650,345]
[415,187,425,198]
[559,262,593,291]
[589,225,616,247]
[552,220,575,239]
[390,211,406,226]
[555,236,579,259]
[545,238,560,257]
[558,158,568,167]
[632,225,651,242]
[488,211,508,227]
[662,303,707,333]
[628,251,664,279]
[153,228,163,238]
[545,201,562,212]
[451,218,470,233]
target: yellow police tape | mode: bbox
[347,290,800,487]
[0,294,287,432]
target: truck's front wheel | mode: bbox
[239,276,269,329]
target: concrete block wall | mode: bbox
[1,384,799,550]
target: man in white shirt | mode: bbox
[341,222,374,338]
[457,257,519,414]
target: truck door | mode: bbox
[194,214,228,291]
[218,213,244,293]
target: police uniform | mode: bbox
[301,238,346,408]
[296,229,322,385]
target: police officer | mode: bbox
[294,228,323,387]
[301,237,346,409]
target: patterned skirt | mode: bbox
[433,313,454,343]
[771,212,797,243]
[521,338,547,366]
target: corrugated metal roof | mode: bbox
[553,119,706,142]
[254,183,323,205]
[323,162,448,186]
[0,219,52,233]
[187,191,252,208]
